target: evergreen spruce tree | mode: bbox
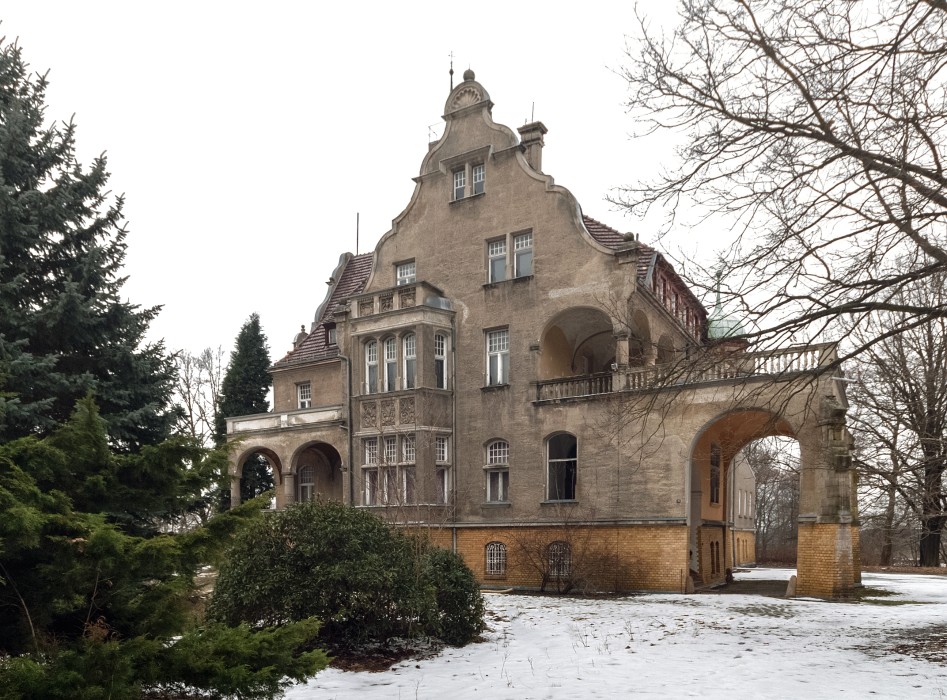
[0,39,176,450]
[216,314,274,501]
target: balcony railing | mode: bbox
[535,343,837,402]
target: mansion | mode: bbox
[226,70,860,596]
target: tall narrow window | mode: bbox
[486,542,507,576]
[434,333,448,389]
[296,381,311,409]
[365,341,378,394]
[486,328,509,385]
[548,541,571,578]
[383,337,397,392]
[488,239,507,283]
[401,435,416,504]
[472,163,485,195]
[547,433,577,501]
[396,261,416,286]
[485,439,509,502]
[710,443,721,504]
[513,231,533,277]
[364,468,378,505]
[402,434,416,462]
[298,465,315,502]
[403,333,416,389]
[453,168,466,200]
[435,435,449,504]
[364,438,378,465]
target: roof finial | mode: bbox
[449,50,454,91]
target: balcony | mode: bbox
[227,405,344,435]
[534,343,837,403]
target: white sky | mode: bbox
[4,1,693,362]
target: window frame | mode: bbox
[548,541,571,579]
[486,328,510,386]
[396,260,416,286]
[297,464,315,502]
[365,340,378,394]
[485,439,510,503]
[453,168,466,201]
[383,337,397,392]
[487,238,507,283]
[546,433,577,501]
[296,381,312,409]
[485,542,507,577]
[513,231,533,278]
[472,163,485,195]
[434,333,448,389]
[403,333,416,389]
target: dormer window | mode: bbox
[396,261,416,286]
[325,323,337,346]
[453,169,466,201]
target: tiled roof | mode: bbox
[582,215,707,317]
[272,253,374,369]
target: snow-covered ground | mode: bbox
[286,568,947,699]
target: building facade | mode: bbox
[227,70,860,597]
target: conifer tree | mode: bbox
[216,314,274,500]
[0,39,175,450]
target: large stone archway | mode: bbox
[289,442,344,504]
[229,447,282,508]
[689,399,859,597]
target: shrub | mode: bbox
[209,501,483,649]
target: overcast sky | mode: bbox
[4,1,694,363]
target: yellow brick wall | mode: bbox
[441,524,689,593]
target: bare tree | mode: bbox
[617,0,947,351]
[173,346,225,446]
[847,275,947,566]
[743,438,800,563]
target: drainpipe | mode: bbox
[729,455,737,571]
[451,316,458,554]
[340,354,355,506]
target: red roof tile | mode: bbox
[272,253,373,369]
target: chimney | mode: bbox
[518,121,548,172]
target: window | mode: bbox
[435,435,449,463]
[364,468,379,505]
[487,239,507,283]
[383,435,397,465]
[435,435,450,505]
[513,232,533,277]
[298,465,315,502]
[710,443,721,504]
[402,434,416,462]
[485,439,509,502]
[296,381,311,409]
[397,261,416,286]
[434,333,448,389]
[472,163,485,195]
[547,433,577,501]
[403,334,416,389]
[486,542,507,576]
[383,337,397,392]
[365,341,378,394]
[548,541,571,578]
[364,438,378,465]
[486,329,509,385]
[453,168,466,200]
[326,325,337,346]
[401,466,416,504]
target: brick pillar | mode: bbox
[796,522,856,597]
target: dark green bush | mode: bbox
[208,501,483,649]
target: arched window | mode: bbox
[365,341,378,394]
[547,433,577,501]
[298,465,315,502]
[486,542,507,576]
[434,333,448,389]
[485,440,509,502]
[383,338,397,392]
[548,541,571,578]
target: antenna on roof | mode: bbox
[531,101,535,122]
[449,50,455,90]
[356,212,360,255]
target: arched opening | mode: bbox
[628,309,652,367]
[292,442,343,503]
[688,409,797,587]
[232,447,281,508]
[656,332,675,365]
[539,307,615,379]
